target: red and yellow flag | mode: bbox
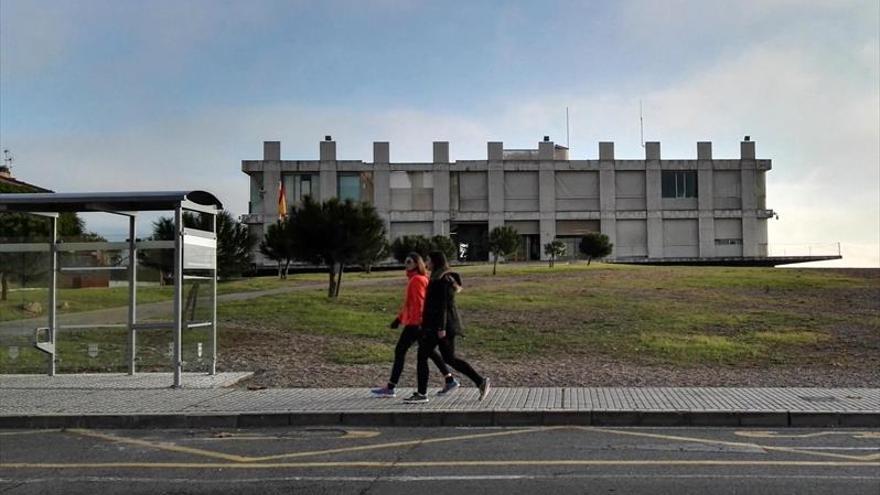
[277,179,288,220]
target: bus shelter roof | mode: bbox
[0,190,222,213]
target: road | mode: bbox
[1,426,878,494]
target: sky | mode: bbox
[1,0,878,267]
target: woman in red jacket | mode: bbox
[372,253,459,397]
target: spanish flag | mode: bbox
[277,179,288,220]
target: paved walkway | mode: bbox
[1,374,878,428]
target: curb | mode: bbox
[2,410,878,429]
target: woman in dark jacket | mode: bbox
[404,251,490,403]
[371,253,458,398]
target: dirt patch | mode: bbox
[219,326,880,389]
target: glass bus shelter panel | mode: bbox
[0,250,50,374]
[55,325,128,373]
[180,276,215,373]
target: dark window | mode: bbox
[337,173,361,202]
[661,171,698,198]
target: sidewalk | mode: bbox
[1,373,878,428]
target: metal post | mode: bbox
[172,206,183,388]
[127,216,137,375]
[47,216,57,376]
[210,211,217,375]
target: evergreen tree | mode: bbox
[544,240,566,268]
[488,226,520,275]
[578,233,613,265]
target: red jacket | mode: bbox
[398,270,429,326]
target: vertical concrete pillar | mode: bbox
[740,140,758,257]
[697,141,713,160]
[645,141,660,161]
[319,137,337,200]
[538,139,554,160]
[645,142,663,258]
[742,216,758,257]
[538,140,556,259]
[433,142,450,236]
[263,141,280,160]
[755,218,768,256]
[262,141,282,221]
[539,218,556,260]
[599,142,617,253]
[433,141,449,164]
[263,168,281,217]
[740,139,756,160]
[698,142,715,258]
[487,142,505,232]
[372,142,391,240]
[373,141,389,164]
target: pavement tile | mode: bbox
[1,374,877,428]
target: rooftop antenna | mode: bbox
[639,100,645,148]
[565,107,570,148]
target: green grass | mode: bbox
[2,263,877,372]
[751,330,828,345]
[0,271,402,322]
[637,332,763,363]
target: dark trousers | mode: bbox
[389,325,450,387]
[417,332,483,395]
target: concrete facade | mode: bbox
[241,137,774,265]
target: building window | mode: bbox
[282,173,319,206]
[337,173,361,202]
[390,171,433,211]
[661,171,698,198]
[249,172,263,214]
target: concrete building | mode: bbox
[241,136,777,266]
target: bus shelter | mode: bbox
[0,191,222,388]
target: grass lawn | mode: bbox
[0,270,400,322]
[220,263,878,368]
[2,263,877,375]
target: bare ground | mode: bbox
[218,327,880,389]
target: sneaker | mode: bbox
[403,392,429,404]
[437,378,460,396]
[371,387,396,398]
[478,377,491,401]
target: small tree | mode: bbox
[140,210,254,283]
[259,218,294,279]
[544,240,566,268]
[1,183,93,300]
[430,235,458,263]
[138,217,175,285]
[487,226,520,275]
[288,196,387,298]
[358,240,389,274]
[389,235,457,264]
[194,211,255,280]
[390,235,434,263]
[578,232,613,265]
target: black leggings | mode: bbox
[417,332,483,395]
[388,325,450,387]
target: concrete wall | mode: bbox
[241,137,773,264]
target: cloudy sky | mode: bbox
[2,0,878,266]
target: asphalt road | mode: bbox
[1,426,878,494]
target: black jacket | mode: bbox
[421,271,463,336]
